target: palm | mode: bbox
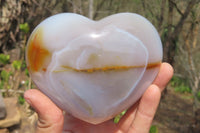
[63,115,122,133]
[63,102,140,133]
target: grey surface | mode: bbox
[0,91,6,119]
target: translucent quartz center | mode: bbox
[46,26,148,119]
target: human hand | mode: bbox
[24,62,173,133]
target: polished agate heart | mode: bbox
[26,13,162,124]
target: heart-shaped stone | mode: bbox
[26,13,162,124]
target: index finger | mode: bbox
[153,62,174,91]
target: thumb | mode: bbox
[24,89,64,133]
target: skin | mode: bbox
[24,62,173,133]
